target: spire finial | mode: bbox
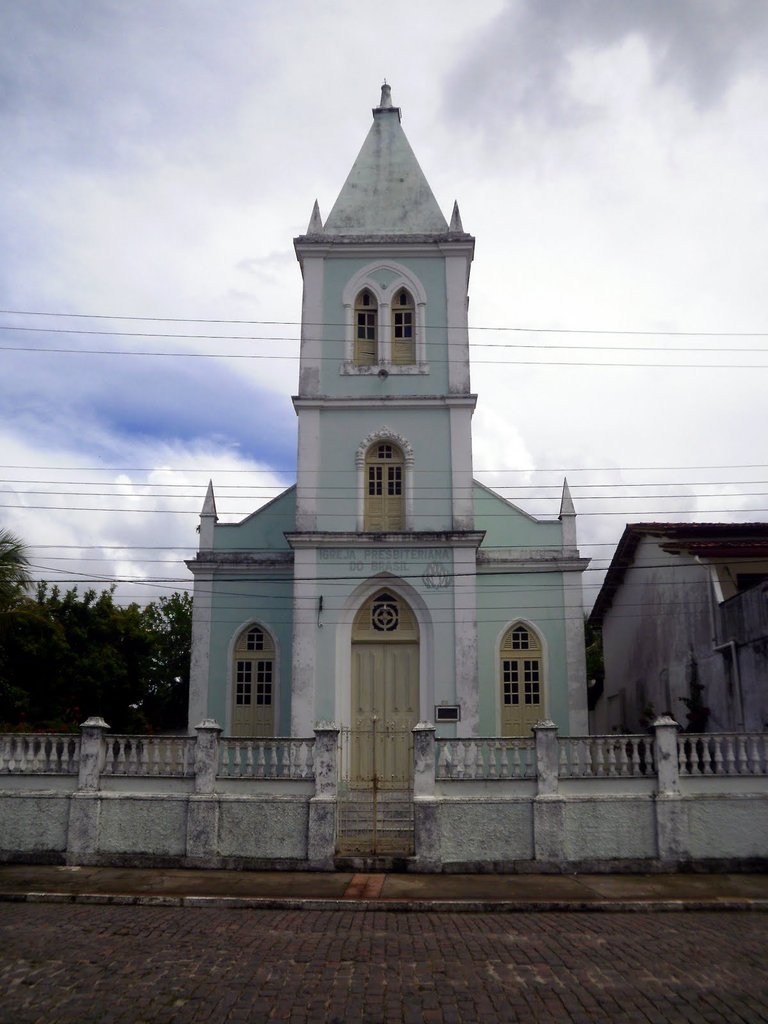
[559,477,577,550]
[449,201,464,233]
[198,480,218,549]
[379,81,392,108]
[307,199,323,234]
[559,477,575,519]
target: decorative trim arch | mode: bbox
[355,426,415,531]
[494,618,550,736]
[335,572,435,728]
[225,617,282,735]
[341,260,428,370]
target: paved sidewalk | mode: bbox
[1,863,767,911]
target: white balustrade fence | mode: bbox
[218,737,315,780]
[102,735,196,777]
[436,737,536,780]
[678,733,768,777]
[0,733,80,774]
[559,735,655,778]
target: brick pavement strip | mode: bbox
[0,906,767,1024]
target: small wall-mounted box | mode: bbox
[435,705,460,723]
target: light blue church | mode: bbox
[187,85,589,753]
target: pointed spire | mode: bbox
[198,480,218,549]
[559,477,575,519]
[306,199,323,234]
[449,200,464,233]
[202,479,218,519]
[559,478,577,550]
[323,83,448,235]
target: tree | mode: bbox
[0,529,31,610]
[139,592,193,731]
[0,584,192,733]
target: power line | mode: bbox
[3,476,768,491]
[6,502,768,516]
[2,462,765,474]
[3,308,768,337]
[5,487,768,502]
[3,342,767,370]
[4,322,768,354]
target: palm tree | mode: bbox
[0,529,31,609]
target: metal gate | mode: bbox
[336,717,414,856]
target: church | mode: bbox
[187,85,589,758]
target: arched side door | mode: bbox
[231,624,276,736]
[500,623,544,735]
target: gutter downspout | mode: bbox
[697,556,744,730]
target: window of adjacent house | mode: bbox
[392,288,415,365]
[364,441,405,531]
[500,623,544,734]
[355,289,378,365]
[232,623,275,735]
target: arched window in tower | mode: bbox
[354,289,378,365]
[499,622,544,735]
[364,441,405,531]
[232,623,275,736]
[391,287,415,364]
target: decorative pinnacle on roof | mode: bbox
[378,81,393,109]
[306,199,323,234]
[559,478,576,519]
[449,201,464,233]
[201,479,218,520]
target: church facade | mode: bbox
[187,86,589,751]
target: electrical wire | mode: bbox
[2,307,767,337]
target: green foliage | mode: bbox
[0,584,192,733]
[584,617,605,712]
[0,529,31,610]
[139,592,193,731]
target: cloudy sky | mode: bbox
[2,0,767,611]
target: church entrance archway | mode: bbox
[337,589,419,857]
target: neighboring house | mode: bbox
[186,85,590,753]
[589,522,768,733]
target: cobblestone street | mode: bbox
[1,905,767,1023]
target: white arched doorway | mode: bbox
[338,587,421,857]
[350,589,420,786]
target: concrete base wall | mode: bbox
[0,786,313,870]
[1,782,767,871]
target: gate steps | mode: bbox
[334,855,416,872]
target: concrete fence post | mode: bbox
[534,720,560,797]
[412,722,436,800]
[67,716,110,864]
[193,719,221,795]
[653,715,688,863]
[654,715,681,797]
[185,719,222,866]
[312,724,339,801]
[532,720,566,864]
[308,723,339,869]
[77,716,109,791]
[412,722,439,870]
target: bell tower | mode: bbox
[288,84,483,733]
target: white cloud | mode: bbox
[1,0,766,610]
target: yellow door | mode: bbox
[500,623,544,736]
[350,591,419,787]
[351,643,419,787]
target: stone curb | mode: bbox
[3,892,768,913]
